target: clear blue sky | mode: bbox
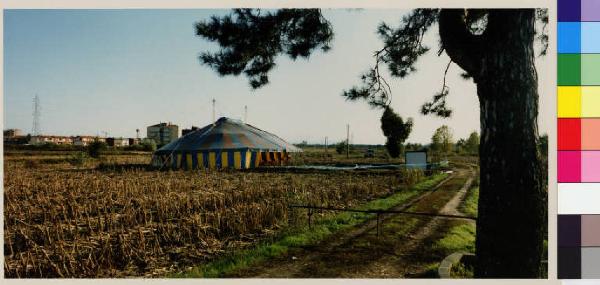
[3,9,551,144]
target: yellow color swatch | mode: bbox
[582,86,600,117]
[558,86,581,118]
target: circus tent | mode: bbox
[151,117,301,169]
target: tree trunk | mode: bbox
[475,10,545,278]
[440,9,546,277]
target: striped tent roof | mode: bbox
[154,117,301,155]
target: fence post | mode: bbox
[308,208,313,229]
[376,212,381,237]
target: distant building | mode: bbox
[73,136,99,146]
[30,135,72,145]
[106,137,129,147]
[128,138,141,146]
[4,129,23,138]
[147,122,179,145]
[4,136,28,145]
[182,126,199,136]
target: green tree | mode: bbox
[455,138,467,153]
[431,125,454,154]
[335,140,352,155]
[196,8,547,277]
[380,106,413,158]
[465,131,480,154]
[405,142,424,152]
[87,140,107,158]
[141,140,157,152]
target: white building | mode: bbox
[147,122,179,145]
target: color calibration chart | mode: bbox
[558,0,600,279]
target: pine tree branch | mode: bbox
[438,9,483,80]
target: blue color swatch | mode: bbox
[559,22,582,53]
[582,22,600,53]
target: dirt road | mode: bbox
[228,166,476,278]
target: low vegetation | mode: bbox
[176,173,448,278]
[4,152,415,278]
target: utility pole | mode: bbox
[212,98,216,124]
[346,124,350,158]
[325,136,328,153]
[244,105,248,123]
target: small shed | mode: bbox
[405,151,428,170]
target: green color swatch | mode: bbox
[582,54,600,86]
[559,54,581,86]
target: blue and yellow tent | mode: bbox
[151,117,301,170]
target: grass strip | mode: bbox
[174,172,449,278]
[460,186,479,218]
[434,223,476,254]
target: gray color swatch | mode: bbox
[582,247,600,278]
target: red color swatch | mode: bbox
[559,118,582,150]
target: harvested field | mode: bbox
[3,154,407,278]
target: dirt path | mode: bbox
[348,168,474,277]
[227,166,476,278]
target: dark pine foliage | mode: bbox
[380,107,412,158]
[196,9,333,89]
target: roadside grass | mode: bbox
[460,186,479,218]
[419,263,441,278]
[434,223,476,254]
[173,172,449,278]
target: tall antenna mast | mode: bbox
[212,98,216,124]
[32,95,41,136]
[244,105,248,123]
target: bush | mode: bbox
[142,140,157,151]
[87,141,108,158]
[68,152,89,167]
[335,141,353,155]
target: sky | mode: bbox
[3,9,552,145]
